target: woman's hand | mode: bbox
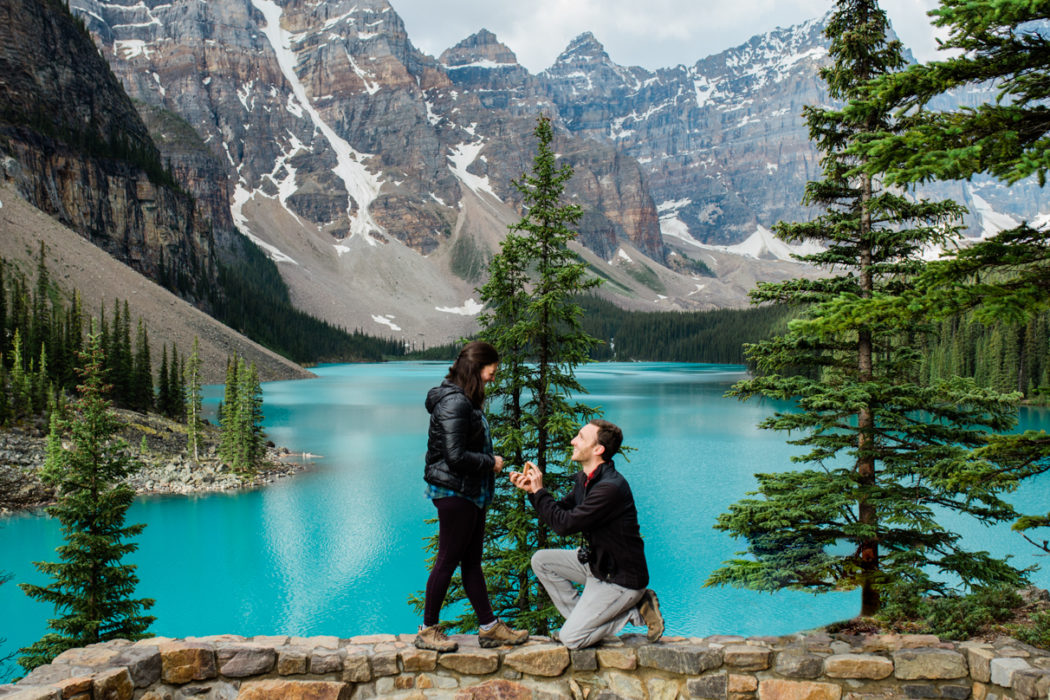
[493,455,505,473]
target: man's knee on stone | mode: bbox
[556,618,601,650]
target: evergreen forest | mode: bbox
[0,247,190,425]
[205,235,407,364]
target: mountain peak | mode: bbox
[439,28,519,67]
[555,32,610,65]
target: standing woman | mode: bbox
[416,341,529,651]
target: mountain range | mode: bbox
[3,0,1046,348]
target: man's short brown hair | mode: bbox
[590,419,623,460]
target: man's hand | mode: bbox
[509,461,543,494]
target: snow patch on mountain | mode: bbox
[253,0,383,245]
[659,215,693,245]
[721,225,822,261]
[688,283,707,296]
[372,314,401,331]
[230,184,300,265]
[970,192,1020,238]
[448,142,497,199]
[609,117,633,140]
[435,299,483,316]
[445,59,518,70]
[267,134,307,219]
[658,199,698,245]
[237,80,256,112]
[424,101,440,126]
[345,48,381,95]
[658,198,692,213]
[693,77,718,107]
[115,39,152,60]
[280,91,302,118]
[322,8,358,30]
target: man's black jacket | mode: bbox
[529,461,649,590]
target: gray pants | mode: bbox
[531,548,645,649]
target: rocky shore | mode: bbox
[0,409,313,516]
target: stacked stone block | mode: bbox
[2,632,1048,700]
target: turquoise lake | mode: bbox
[2,361,1048,671]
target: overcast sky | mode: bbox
[391,0,947,73]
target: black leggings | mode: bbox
[423,496,495,627]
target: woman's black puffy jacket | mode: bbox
[424,380,495,498]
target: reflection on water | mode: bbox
[1,362,1047,662]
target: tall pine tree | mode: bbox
[707,0,1026,616]
[18,329,154,670]
[856,0,1050,555]
[480,116,602,634]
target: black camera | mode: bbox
[577,546,591,564]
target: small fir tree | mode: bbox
[157,345,171,417]
[170,346,185,422]
[8,329,30,421]
[31,343,49,415]
[131,319,152,412]
[218,354,240,465]
[0,366,9,426]
[29,241,51,362]
[184,338,203,461]
[0,262,7,360]
[233,358,265,475]
[218,355,265,476]
[57,290,84,391]
[18,329,154,671]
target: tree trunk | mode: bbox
[857,171,879,617]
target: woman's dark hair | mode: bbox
[446,341,500,407]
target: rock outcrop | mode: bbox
[0,409,311,515]
[0,0,220,299]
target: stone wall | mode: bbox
[3,631,1049,700]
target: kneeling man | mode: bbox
[509,419,664,649]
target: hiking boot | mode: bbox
[478,619,529,648]
[414,624,458,652]
[638,589,664,642]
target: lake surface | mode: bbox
[2,362,1048,669]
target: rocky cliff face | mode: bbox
[0,0,216,292]
[63,0,673,342]
[543,22,829,246]
[541,20,1046,245]
[135,103,239,253]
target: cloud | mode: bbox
[393,0,946,73]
